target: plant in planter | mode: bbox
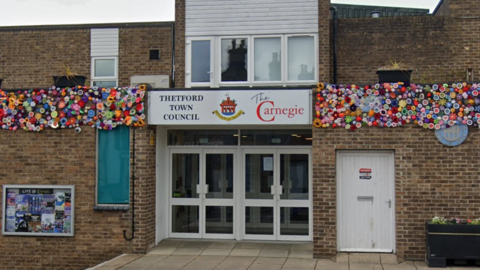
[377,60,412,86]
[53,65,86,88]
[426,216,480,267]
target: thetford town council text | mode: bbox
[159,95,203,121]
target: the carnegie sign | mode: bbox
[148,89,311,125]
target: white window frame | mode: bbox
[217,36,251,87]
[186,37,214,88]
[285,34,318,85]
[91,56,118,87]
[251,35,284,85]
[186,34,318,88]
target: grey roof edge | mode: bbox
[0,21,174,32]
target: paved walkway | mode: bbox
[90,240,480,270]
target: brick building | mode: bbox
[0,22,173,269]
[1,0,480,269]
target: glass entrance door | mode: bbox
[170,149,236,239]
[243,149,311,241]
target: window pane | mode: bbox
[254,38,281,81]
[245,154,274,200]
[172,154,199,198]
[206,154,233,199]
[280,207,309,235]
[241,130,312,146]
[288,36,315,81]
[191,40,211,83]
[93,81,117,88]
[206,206,233,234]
[94,59,115,77]
[172,205,199,233]
[245,207,273,235]
[221,38,248,82]
[280,154,309,200]
[97,126,130,204]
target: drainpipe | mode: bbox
[330,6,338,84]
[123,127,136,241]
[171,22,175,88]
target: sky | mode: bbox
[0,0,441,27]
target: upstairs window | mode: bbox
[92,57,117,88]
[186,34,317,88]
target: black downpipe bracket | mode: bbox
[330,6,338,84]
[123,127,136,241]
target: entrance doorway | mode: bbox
[243,149,311,241]
[164,129,312,241]
[337,151,395,252]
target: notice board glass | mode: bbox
[2,185,74,236]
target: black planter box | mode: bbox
[377,70,412,86]
[53,75,86,88]
[426,222,480,267]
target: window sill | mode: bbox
[93,205,130,211]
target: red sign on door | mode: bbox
[359,168,372,180]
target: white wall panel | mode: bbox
[186,0,318,36]
[91,28,119,57]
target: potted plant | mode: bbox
[53,65,86,88]
[426,216,480,267]
[377,60,412,86]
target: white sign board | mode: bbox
[148,89,311,125]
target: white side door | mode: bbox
[337,151,395,252]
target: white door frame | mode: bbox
[169,148,238,239]
[336,150,395,253]
[242,148,312,241]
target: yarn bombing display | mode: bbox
[0,85,146,131]
[314,82,480,131]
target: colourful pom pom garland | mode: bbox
[315,82,480,130]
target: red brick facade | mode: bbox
[0,23,172,269]
[313,0,480,260]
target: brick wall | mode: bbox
[175,0,186,88]
[119,24,173,86]
[319,0,331,82]
[0,23,168,269]
[0,27,90,89]
[312,125,480,260]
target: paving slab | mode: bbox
[201,248,232,256]
[147,247,177,255]
[179,241,213,249]
[234,242,265,249]
[208,242,236,249]
[258,249,289,258]
[289,250,313,259]
[315,259,348,270]
[249,264,282,270]
[181,256,226,270]
[156,240,184,248]
[253,257,287,265]
[118,255,166,270]
[291,244,313,251]
[283,258,318,269]
[383,261,417,270]
[230,248,261,257]
[350,263,384,270]
[336,253,349,263]
[263,243,292,250]
[147,255,196,270]
[380,254,398,264]
[172,248,204,256]
[214,256,256,270]
[349,253,381,264]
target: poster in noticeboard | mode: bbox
[2,185,74,237]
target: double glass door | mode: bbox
[170,149,235,239]
[169,148,311,240]
[243,149,311,241]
